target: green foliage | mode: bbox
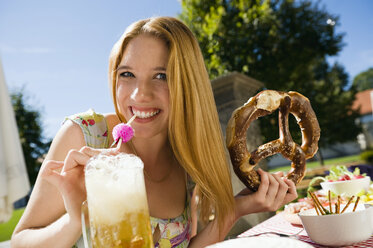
[360,150,373,164]
[306,62,361,148]
[353,67,373,92]
[270,154,363,173]
[180,0,361,149]
[11,88,51,185]
[0,208,25,241]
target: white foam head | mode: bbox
[85,153,148,225]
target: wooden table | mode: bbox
[239,212,373,247]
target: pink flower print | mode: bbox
[82,120,88,126]
[87,119,95,126]
[102,131,107,137]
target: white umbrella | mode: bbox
[0,57,30,223]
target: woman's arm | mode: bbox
[11,121,86,248]
[188,169,298,247]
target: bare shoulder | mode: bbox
[45,119,86,161]
[104,113,120,130]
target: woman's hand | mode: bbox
[39,146,119,225]
[234,168,298,219]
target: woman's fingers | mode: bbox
[265,172,279,201]
[256,169,269,196]
[62,146,122,172]
[79,146,102,157]
[79,146,118,157]
[283,178,298,203]
[236,169,299,215]
[48,145,122,177]
[284,178,297,194]
[41,160,65,187]
[274,171,284,178]
[62,149,91,173]
[257,169,295,211]
[101,147,121,156]
[272,173,289,207]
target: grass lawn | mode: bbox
[269,154,363,173]
[0,208,24,242]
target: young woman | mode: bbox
[11,17,297,248]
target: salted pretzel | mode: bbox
[226,90,320,192]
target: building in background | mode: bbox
[353,89,373,150]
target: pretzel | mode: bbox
[310,191,359,215]
[226,90,320,192]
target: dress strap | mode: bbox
[64,109,109,148]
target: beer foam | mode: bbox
[85,153,149,225]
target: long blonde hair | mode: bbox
[108,17,235,229]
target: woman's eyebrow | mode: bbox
[153,66,166,71]
[116,65,166,71]
[116,65,132,71]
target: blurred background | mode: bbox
[1,0,373,244]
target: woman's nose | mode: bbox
[130,78,153,102]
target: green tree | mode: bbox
[353,67,373,91]
[180,0,361,161]
[11,88,51,185]
[308,62,361,162]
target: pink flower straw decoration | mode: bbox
[111,114,137,148]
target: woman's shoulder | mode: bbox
[64,109,118,123]
[104,112,120,129]
[65,109,105,123]
[63,109,118,149]
[64,109,120,129]
[44,111,119,166]
[46,118,86,161]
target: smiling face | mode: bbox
[115,34,170,139]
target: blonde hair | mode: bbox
[108,17,235,229]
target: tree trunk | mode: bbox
[318,149,325,166]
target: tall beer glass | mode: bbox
[81,153,153,248]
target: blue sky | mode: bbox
[1,0,373,139]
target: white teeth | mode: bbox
[132,109,160,119]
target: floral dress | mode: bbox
[65,109,193,248]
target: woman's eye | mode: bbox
[155,73,167,81]
[119,71,134,78]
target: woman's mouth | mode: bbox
[131,107,161,119]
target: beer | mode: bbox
[90,211,153,248]
[84,153,153,248]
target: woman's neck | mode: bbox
[126,135,173,168]
[130,136,178,183]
